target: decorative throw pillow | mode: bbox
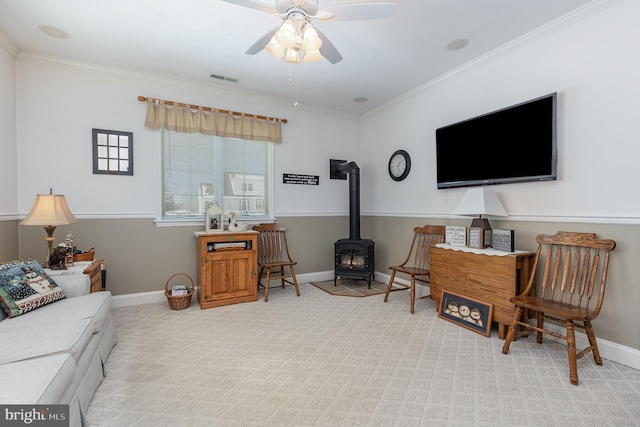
[0,257,65,318]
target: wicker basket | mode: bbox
[165,273,194,310]
[74,248,95,262]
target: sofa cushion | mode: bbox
[0,353,76,404]
[0,258,65,318]
[0,318,93,365]
[0,291,112,334]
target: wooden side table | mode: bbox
[429,244,535,339]
[83,259,106,293]
[45,259,106,297]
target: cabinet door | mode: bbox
[201,250,256,302]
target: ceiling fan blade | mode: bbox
[245,27,278,55]
[317,2,395,21]
[220,0,278,15]
[315,28,343,64]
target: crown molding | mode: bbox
[14,51,360,121]
[0,29,19,57]
[364,0,623,119]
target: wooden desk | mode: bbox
[429,244,535,339]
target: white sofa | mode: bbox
[0,260,117,427]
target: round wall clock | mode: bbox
[388,149,411,181]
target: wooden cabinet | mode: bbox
[196,231,258,309]
[430,244,535,339]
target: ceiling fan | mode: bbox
[221,0,395,64]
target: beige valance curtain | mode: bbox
[143,98,283,143]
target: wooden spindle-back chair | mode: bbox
[502,231,616,385]
[252,223,300,302]
[383,225,446,313]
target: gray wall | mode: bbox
[16,216,350,296]
[0,220,18,261]
[11,214,637,351]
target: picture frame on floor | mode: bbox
[438,290,493,337]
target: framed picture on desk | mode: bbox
[467,227,484,249]
[438,290,494,337]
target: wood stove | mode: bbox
[331,160,375,288]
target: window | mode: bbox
[160,129,271,221]
[93,129,133,175]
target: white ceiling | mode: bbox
[0,0,597,115]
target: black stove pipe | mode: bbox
[332,160,360,240]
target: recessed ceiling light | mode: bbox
[38,25,70,39]
[353,97,368,103]
[446,38,469,51]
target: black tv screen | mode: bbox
[436,93,557,189]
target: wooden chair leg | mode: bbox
[410,277,415,314]
[280,266,286,288]
[584,320,602,366]
[290,266,300,297]
[536,311,545,344]
[566,320,579,386]
[384,271,396,302]
[502,306,523,354]
[264,268,270,302]
[257,266,264,290]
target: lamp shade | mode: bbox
[303,49,323,63]
[453,188,507,217]
[21,191,78,226]
[275,20,297,49]
[265,35,285,58]
[283,48,301,64]
[301,24,322,51]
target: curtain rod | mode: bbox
[138,96,287,124]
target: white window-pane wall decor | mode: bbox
[92,128,134,175]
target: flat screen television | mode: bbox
[436,93,557,189]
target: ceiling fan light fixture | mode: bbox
[303,49,323,62]
[265,36,285,58]
[301,24,322,50]
[275,19,297,49]
[283,48,301,64]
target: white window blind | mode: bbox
[161,129,270,221]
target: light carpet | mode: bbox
[310,279,401,297]
[87,283,640,426]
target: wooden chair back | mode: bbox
[253,223,294,266]
[399,225,446,271]
[526,231,616,317]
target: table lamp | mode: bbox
[453,187,507,248]
[20,188,78,267]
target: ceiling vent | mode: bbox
[210,73,239,83]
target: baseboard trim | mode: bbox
[112,290,167,307]
[112,271,640,371]
[110,271,336,309]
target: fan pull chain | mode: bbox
[289,64,299,107]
